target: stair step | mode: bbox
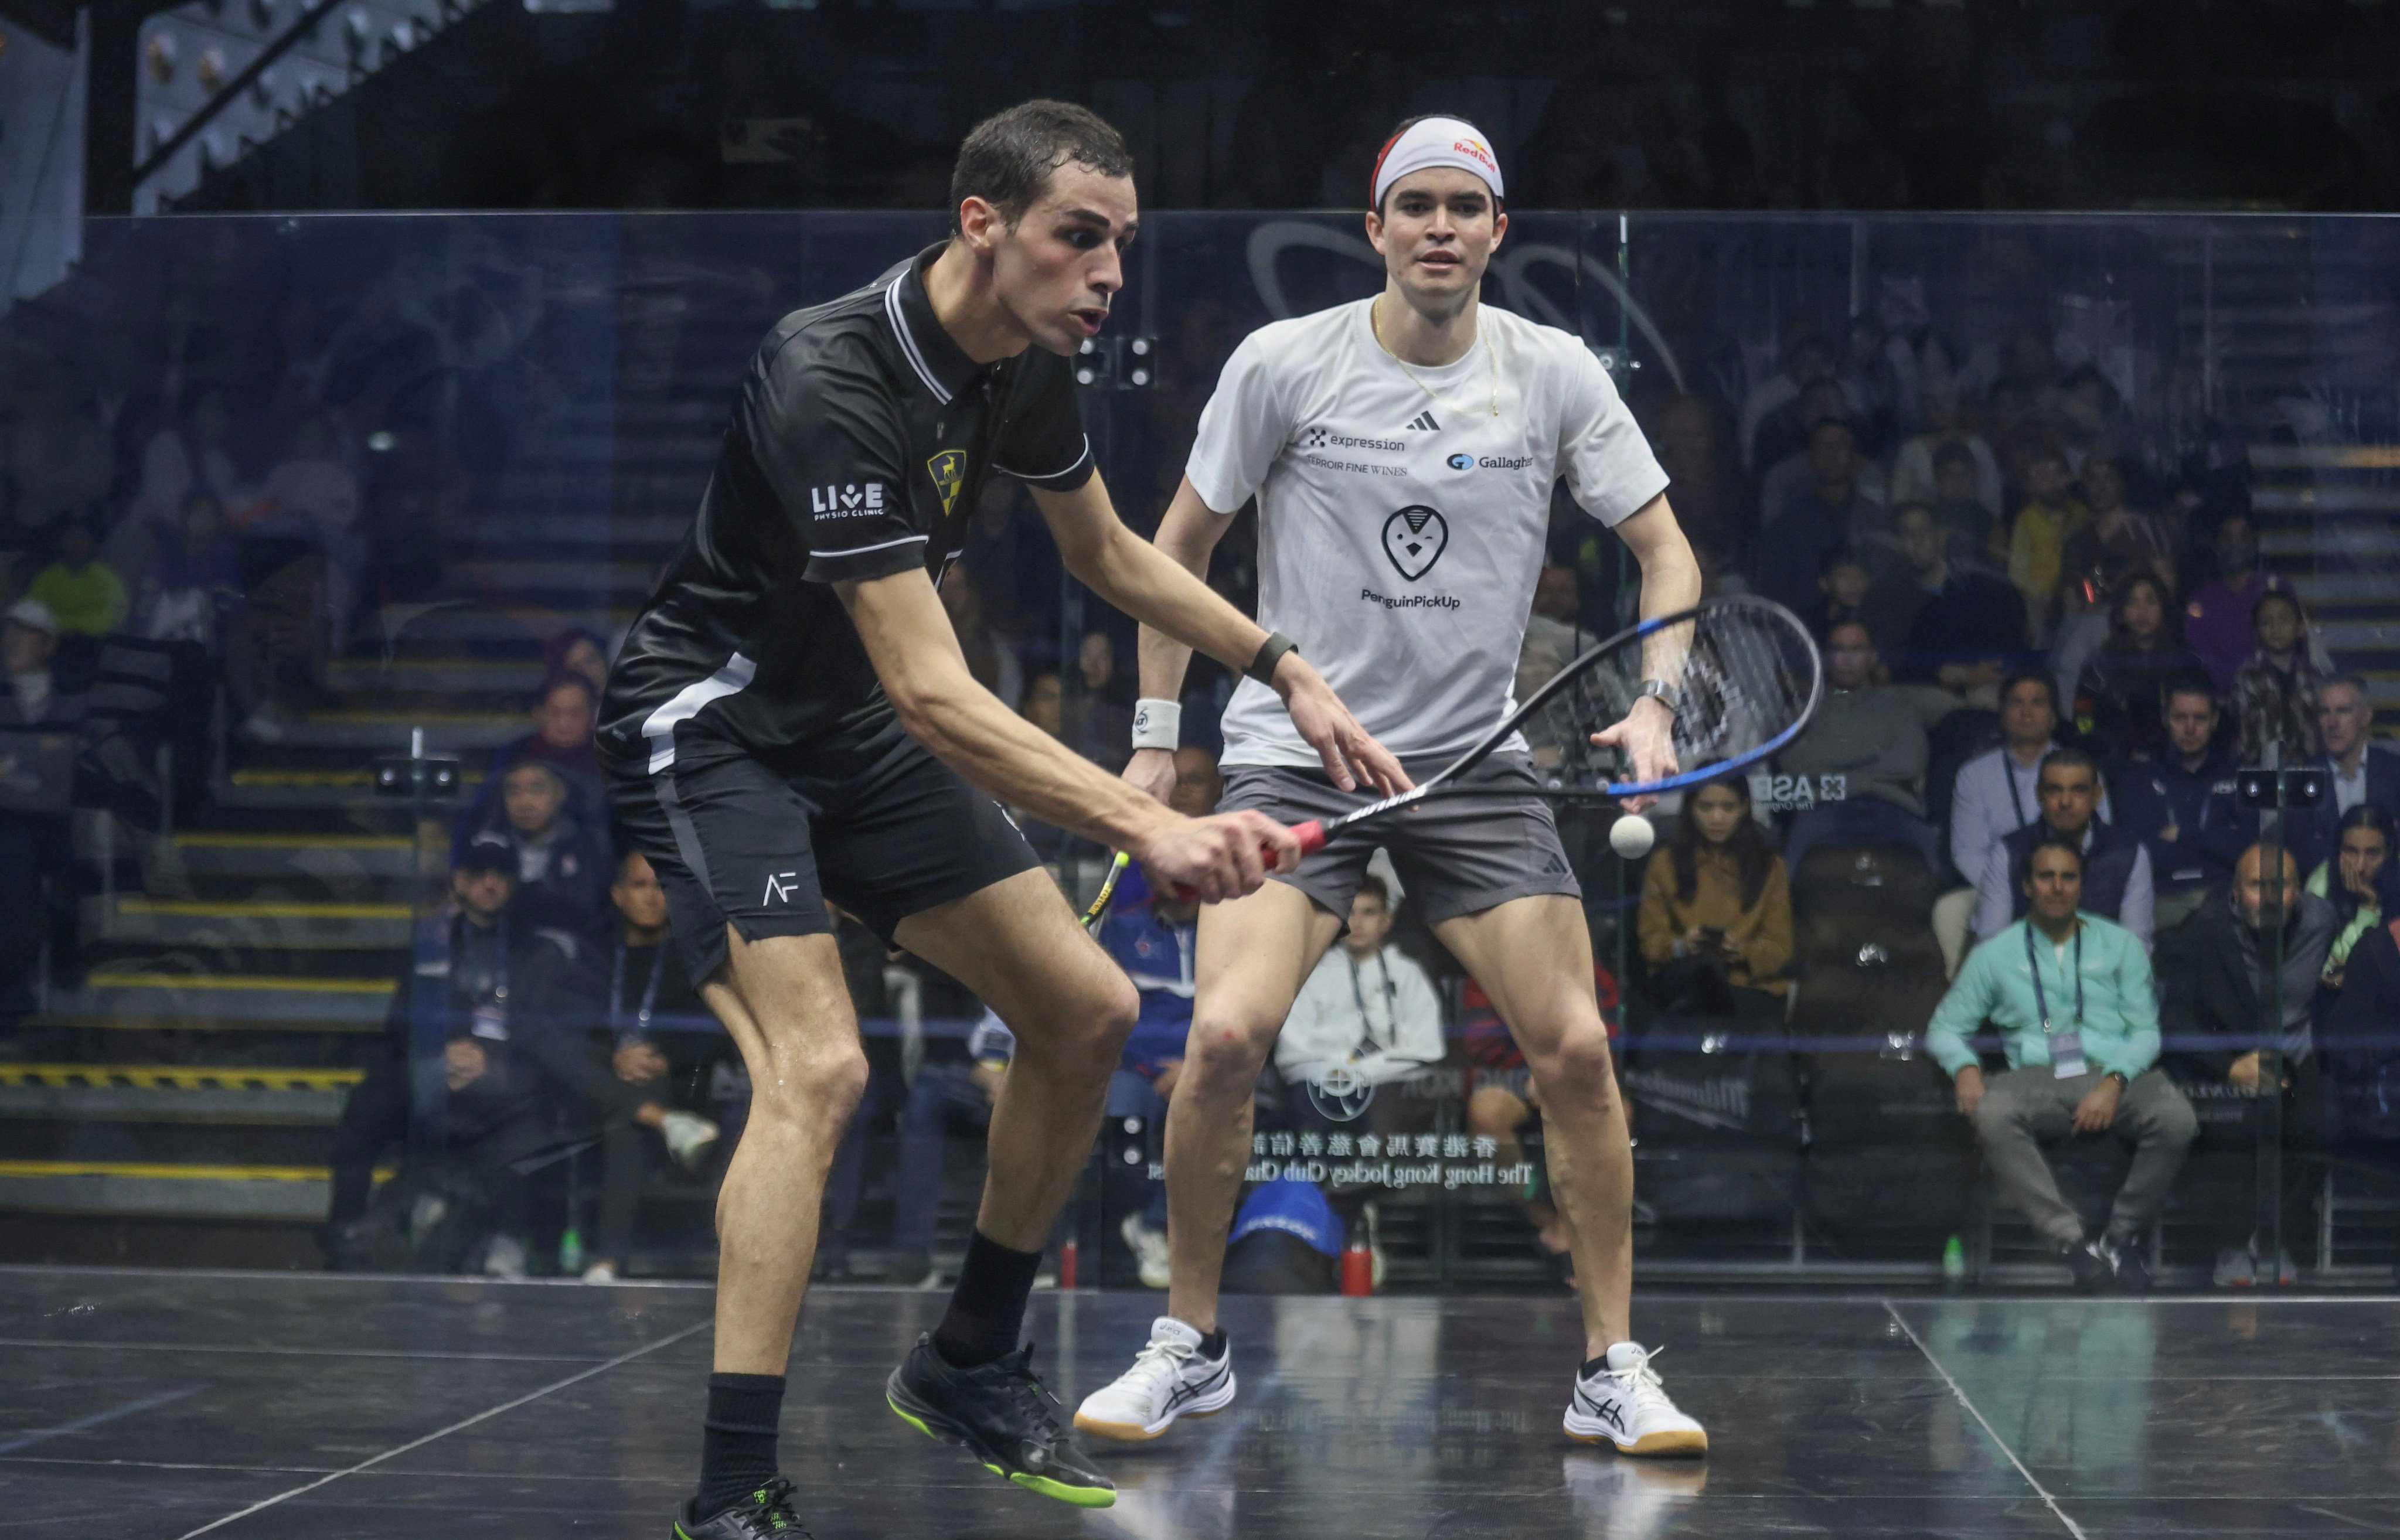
[0,1064,355,1124]
[404,610,634,645]
[322,658,550,695]
[46,973,394,1031]
[0,1160,379,1219]
[90,898,414,950]
[2249,445,2400,470]
[171,833,416,880]
[267,713,525,752]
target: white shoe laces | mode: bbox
[1121,1335,1198,1402]
[1605,1345,1677,1412]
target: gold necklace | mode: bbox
[1372,297,1499,418]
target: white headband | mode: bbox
[1371,117,1504,210]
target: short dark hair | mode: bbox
[2000,670,2056,713]
[2037,744,2101,786]
[2023,834,2086,879]
[1353,873,1391,910]
[2162,670,2218,714]
[1807,415,1858,447]
[949,100,1132,234]
[1931,440,1979,472]
[2324,672,2373,704]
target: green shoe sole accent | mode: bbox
[887,1392,1115,1508]
[1010,1471,1117,1508]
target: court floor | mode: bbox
[2,1266,2395,1538]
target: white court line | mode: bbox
[0,1337,600,1364]
[172,1318,709,1539]
[1882,1300,2088,1540]
[0,1385,204,1456]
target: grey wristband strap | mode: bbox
[1247,631,1298,687]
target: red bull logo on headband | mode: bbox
[1453,138,1495,172]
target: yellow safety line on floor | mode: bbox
[229,768,371,786]
[84,973,393,993]
[0,1064,363,1091]
[116,900,411,920]
[0,1160,393,1183]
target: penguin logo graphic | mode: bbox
[1381,505,1449,581]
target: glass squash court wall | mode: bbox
[1,209,2395,1286]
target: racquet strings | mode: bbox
[1513,602,1817,796]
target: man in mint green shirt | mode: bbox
[1926,836,2196,1292]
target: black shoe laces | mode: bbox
[997,1343,1067,1444]
[737,1478,812,1538]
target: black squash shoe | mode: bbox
[886,1334,1115,1508]
[670,1478,811,1538]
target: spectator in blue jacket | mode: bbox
[2285,675,2400,880]
[1929,836,2195,1293]
[2109,673,2246,932]
[1090,744,1217,1287]
[467,759,614,948]
[1975,746,2154,950]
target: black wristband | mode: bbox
[1247,631,1298,687]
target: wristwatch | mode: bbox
[2102,1070,2129,1089]
[1635,678,1682,716]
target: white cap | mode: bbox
[1370,116,1504,210]
[4,598,58,636]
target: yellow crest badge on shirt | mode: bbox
[927,450,966,517]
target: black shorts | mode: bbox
[604,718,1040,987]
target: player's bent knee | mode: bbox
[747,1040,870,1132]
[1185,1012,1277,1083]
[1534,1027,1616,1103]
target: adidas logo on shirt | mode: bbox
[1405,411,1440,433]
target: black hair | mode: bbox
[2037,744,2102,785]
[949,100,1132,234]
[1354,873,1392,910]
[2251,586,2304,635]
[1931,439,1979,472]
[2324,672,2373,702]
[1666,768,1778,912]
[2161,669,2218,714]
[1371,113,1504,216]
[1807,414,1858,445]
[2106,571,2181,652]
[1999,669,2057,713]
[2330,803,2400,921]
[2023,834,2086,880]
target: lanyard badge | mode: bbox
[2023,922,2088,1078]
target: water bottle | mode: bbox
[1941,1234,1967,1283]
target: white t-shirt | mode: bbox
[1186,299,1669,768]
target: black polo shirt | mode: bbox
[599,243,1093,769]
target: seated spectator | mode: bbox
[1757,380,1885,533]
[470,760,614,946]
[581,851,724,1284]
[1516,563,1595,700]
[1741,323,1838,472]
[1975,747,2154,950]
[2110,674,2246,932]
[1887,378,2003,529]
[1638,770,1792,1016]
[1755,418,1885,621]
[1812,551,1875,644]
[2305,805,2398,994]
[137,492,245,648]
[1778,621,1956,877]
[458,673,607,843]
[2320,904,2400,1154]
[2285,674,2400,878]
[1090,745,1218,1286]
[26,523,128,639]
[1276,874,1445,1106]
[0,599,83,1017]
[2159,844,2337,1287]
[2068,574,2202,763]
[1929,836,2194,1292]
[1881,503,2026,693]
[2059,456,2174,599]
[2231,590,2321,768]
[2007,445,2089,642]
[1928,439,2005,568]
[1062,630,1134,772]
[1946,671,2097,896]
[2184,515,2291,693]
[323,833,602,1276]
[886,1009,1016,1289]
[544,626,611,699]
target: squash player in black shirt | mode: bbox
[598,101,1404,1538]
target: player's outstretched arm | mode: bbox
[839,567,1300,902]
[1034,473,1409,800]
[1585,492,1703,813]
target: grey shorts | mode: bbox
[1217,753,1581,926]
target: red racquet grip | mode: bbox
[1291,819,1327,856]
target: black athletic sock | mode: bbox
[695,1372,785,1520]
[931,1231,1044,1368]
[1579,1353,1610,1379]
[1197,1328,1227,1361]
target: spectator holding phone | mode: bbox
[1639,769,1792,1016]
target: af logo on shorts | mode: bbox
[1381,505,1449,581]
[927,449,966,517]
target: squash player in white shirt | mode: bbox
[1074,115,1709,1457]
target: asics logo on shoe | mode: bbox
[1596,1398,1626,1433]
[1164,1362,1228,1409]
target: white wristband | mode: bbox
[1132,698,1182,752]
